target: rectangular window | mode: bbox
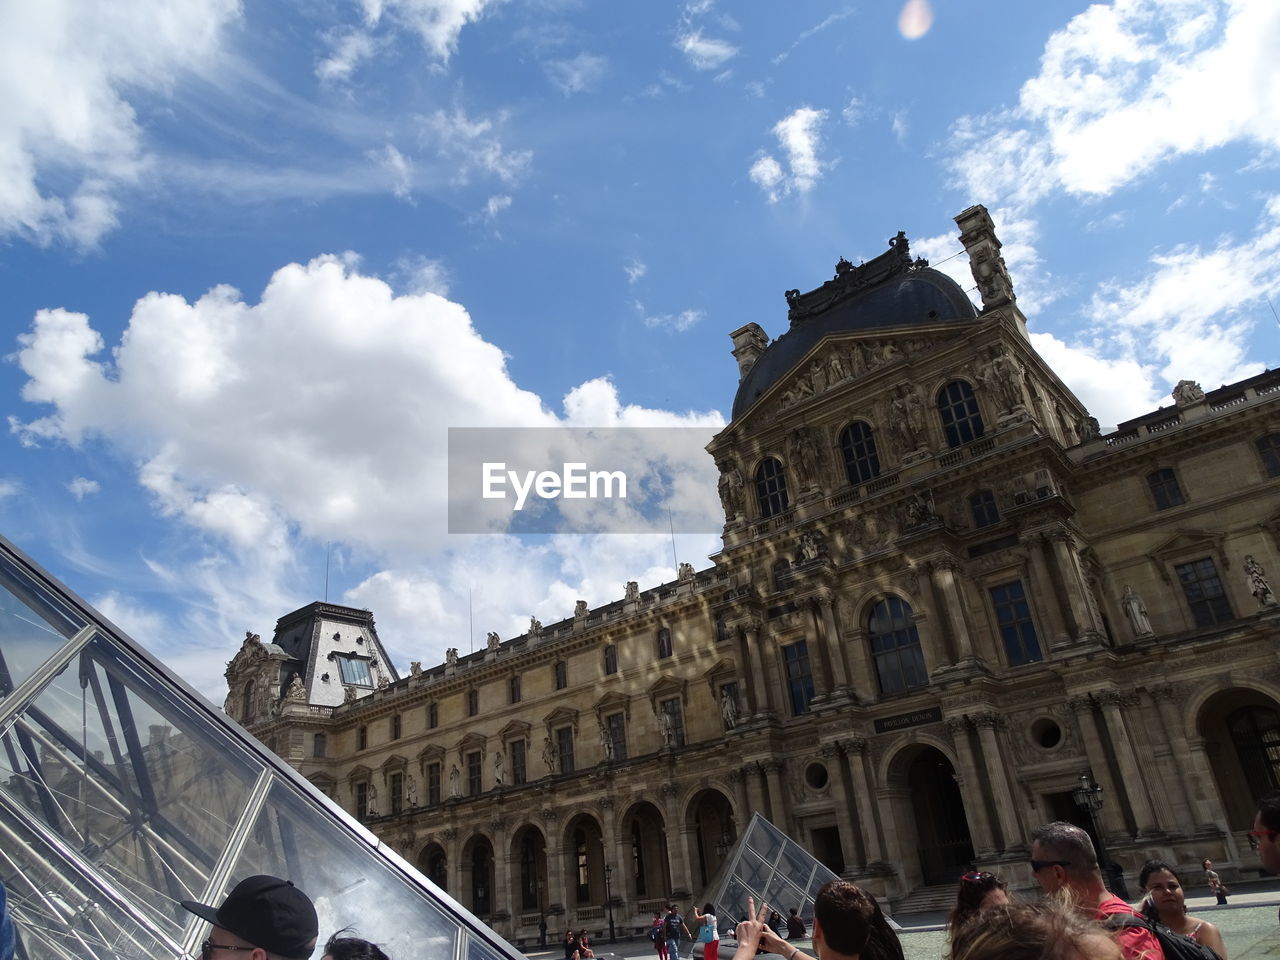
[467,689,479,716]
[466,750,482,795]
[510,738,527,785]
[657,627,673,659]
[336,655,372,686]
[428,702,438,729]
[783,641,816,716]
[313,733,326,758]
[390,772,403,816]
[391,713,401,740]
[607,711,627,761]
[604,645,618,675]
[426,762,442,805]
[990,580,1043,666]
[1258,434,1280,477]
[1176,558,1234,627]
[355,781,368,820]
[510,675,521,703]
[661,698,686,747]
[969,490,1000,528]
[556,726,575,775]
[357,725,367,750]
[554,661,567,689]
[1148,468,1185,510]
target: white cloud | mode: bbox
[316,27,380,82]
[750,107,829,202]
[949,0,1280,206]
[676,30,738,71]
[544,53,607,96]
[642,309,704,333]
[841,96,864,127]
[358,0,497,62]
[393,254,451,296]
[0,479,20,501]
[369,144,414,199]
[67,477,101,500]
[624,258,647,284]
[418,107,532,186]
[773,8,856,64]
[1028,333,1163,429]
[890,110,909,143]
[93,590,170,643]
[483,194,512,220]
[0,0,241,248]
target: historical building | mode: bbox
[228,205,1280,939]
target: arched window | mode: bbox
[867,596,928,695]
[839,422,881,485]
[656,627,673,659]
[937,381,985,448]
[1228,706,1280,798]
[520,832,540,910]
[755,458,790,518]
[574,828,589,902]
[241,680,254,721]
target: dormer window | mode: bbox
[333,653,372,686]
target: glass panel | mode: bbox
[0,551,88,701]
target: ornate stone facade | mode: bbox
[232,206,1280,940]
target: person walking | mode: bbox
[691,903,720,960]
[1201,859,1228,906]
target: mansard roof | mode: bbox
[731,234,978,420]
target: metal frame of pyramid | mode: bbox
[0,533,529,960]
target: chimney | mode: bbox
[729,323,769,381]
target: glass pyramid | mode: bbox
[698,813,900,935]
[0,534,528,960]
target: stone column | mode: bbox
[742,620,775,718]
[817,594,851,695]
[744,762,769,821]
[660,782,694,898]
[803,600,832,700]
[931,560,977,662]
[844,738,887,865]
[822,742,862,870]
[490,816,511,924]
[1151,685,1227,830]
[1049,531,1103,641]
[1096,692,1158,834]
[1146,686,1196,830]
[1133,689,1192,832]
[972,713,1024,852]
[763,760,789,833]
[728,767,750,829]
[918,561,957,664]
[946,717,997,857]
[1024,534,1071,648]
[1067,698,1128,836]
[541,810,567,913]
[843,624,876,703]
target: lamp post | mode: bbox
[603,862,616,944]
[1072,773,1128,899]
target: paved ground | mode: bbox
[524,883,1280,960]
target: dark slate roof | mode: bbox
[731,244,978,420]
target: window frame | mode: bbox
[467,688,479,717]
[656,627,673,659]
[509,674,522,704]
[969,489,1000,528]
[606,711,627,761]
[390,772,404,816]
[782,640,816,716]
[554,660,568,690]
[989,579,1043,666]
[313,732,327,758]
[391,713,402,740]
[660,697,686,747]
[466,749,482,796]
[510,738,527,785]
[937,380,985,449]
[754,457,790,519]
[839,421,882,485]
[603,644,618,675]
[428,701,438,729]
[335,653,373,687]
[357,724,368,751]
[427,761,442,805]
[556,726,575,774]
[1257,434,1280,478]
[866,596,929,696]
[1147,467,1186,511]
[1175,556,1234,627]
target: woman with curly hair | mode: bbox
[1139,859,1227,959]
[946,871,1009,935]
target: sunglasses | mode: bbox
[201,942,257,960]
[961,871,996,884]
[1029,859,1071,873]
[1249,830,1276,839]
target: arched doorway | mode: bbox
[419,841,447,892]
[461,834,495,918]
[688,789,736,887]
[621,801,671,904]
[1199,688,1280,829]
[511,825,549,916]
[891,745,973,885]
[563,814,605,908]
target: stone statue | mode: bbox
[405,774,419,807]
[678,562,695,581]
[905,387,925,444]
[343,686,357,703]
[1246,555,1277,607]
[375,670,389,690]
[599,724,614,761]
[787,427,821,489]
[624,580,639,601]
[367,783,379,817]
[827,350,847,384]
[410,660,422,676]
[445,647,458,667]
[1121,585,1153,637]
[718,461,745,520]
[1172,380,1206,405]
[983,346,1025,412]
[890,388,922,452]
[285,672,305,701]
[574,600,589,620]
[486,631,500,652]
[493,750,505,785]
[658,711,675,748]
[449,764,460,798]
[542,736,558,774]
[1078,416,1101,442]
[798,531,820,562]
[529,617,543,638]
[904,489,936,527]
[720,691,738,730]
[968,244,1014,306]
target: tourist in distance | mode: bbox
[947,870,1010,935]
[691,902,721,960]
[1139,860,1227,959]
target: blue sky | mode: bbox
[2,0,1279,701]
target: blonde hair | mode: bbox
[949,896,1119,960]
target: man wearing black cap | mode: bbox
[182,874,319,960]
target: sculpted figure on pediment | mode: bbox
[850,340,874,376]
[981,345,1026,413]
[445,647,458,667]
[809,358,828,395]
[827,350,848,384]
[717,461,745,521]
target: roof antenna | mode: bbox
[668,508,678,572]
[324,542,331,602]
[469,587,474,654]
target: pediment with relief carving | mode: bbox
[772,335,939,413]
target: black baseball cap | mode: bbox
[182,875,318,959]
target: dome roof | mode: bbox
[731,259,977,421]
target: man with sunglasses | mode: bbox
[1028,822,1163,960]
[182,874,319,960]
